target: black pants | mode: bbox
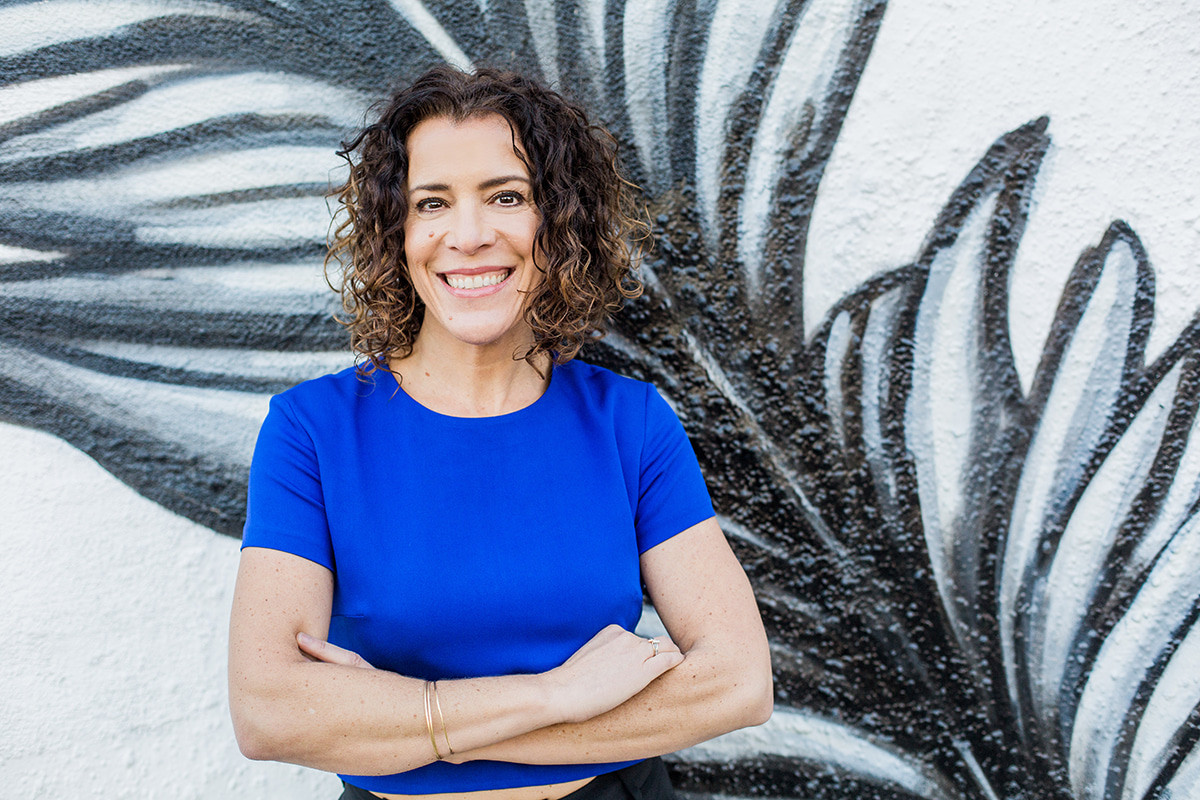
[339,758,675,800]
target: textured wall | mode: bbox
[3,2,1199,798]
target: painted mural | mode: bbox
[2,1,1199,798]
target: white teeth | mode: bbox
[445,271,508,290]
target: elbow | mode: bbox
[229,685,307,764]
[701,652,774,735]
[231,706,288,762]
[745,685,774,727]
[723,639,774,729]
[235,732,275,763]
[233,710,314,764]
[736,663,775,728]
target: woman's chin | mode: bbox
[424,319,534,356]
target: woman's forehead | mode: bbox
[406,114,530,185]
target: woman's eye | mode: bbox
[415,198,445,212]
[493,191,524,207]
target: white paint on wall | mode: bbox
[0,1,257,58]
[0,66,188,126]
[386,0,474,72]
[0,421,336,798]
[806,1,1200,389]
[2,72,364,161]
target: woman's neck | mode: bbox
[388,334,551,418]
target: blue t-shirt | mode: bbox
[242,359,714,794]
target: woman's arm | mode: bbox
[302,517,772,765]
[448,516,773,764]
[227,546,683,776]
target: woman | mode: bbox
[229,65,772,800]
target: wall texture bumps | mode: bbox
[3,2,1200,798]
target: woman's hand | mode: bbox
[294,624,683,727]
[441,518,773,766]
[296,632,376,670]
[543,625,683,723]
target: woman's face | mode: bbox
[403,113,542,357]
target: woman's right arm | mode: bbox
[228,546,681,776]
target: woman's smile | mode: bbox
[439,267,514,294]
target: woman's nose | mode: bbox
[445,204,496,253]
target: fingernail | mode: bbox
[297,632,313,644]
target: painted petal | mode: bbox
[622,0,675,192]
[0,66,186,126]
[0,0,254,58]
[522,0,561,84]
[677,706,962,800]
[1002,235,1148,728]
[858,283,908,515]
[1124,619,1200,800]
[1069,512,1200,800]
[1159,736,1200,800]
[67,341,350,387]
[822,308,854,451]
[907,191,994,659]
[4,147,337,211]
[0,340,268,533]
[695,0,786,245]
[1032,359,1182,730]
[386,0,473,69]
[816,271,911,518]
[1121,361,1200,598]
[736,0,878,294]
[1,72,364,162]
[2,264,334,325]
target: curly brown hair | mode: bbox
[326,64,648,377]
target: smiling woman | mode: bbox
[227,65,773,800]
[325,67,647,398]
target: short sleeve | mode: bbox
[242,394,334,571]
[634,385,715,553]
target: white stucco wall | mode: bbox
[808,1,1200,385]
[1,421,335,798]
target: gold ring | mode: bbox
[648,637,660,657]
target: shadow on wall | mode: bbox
[1,1,1198,798]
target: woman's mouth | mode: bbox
[440,269,512,290]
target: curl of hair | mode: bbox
[326,65,648,378]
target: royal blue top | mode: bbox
[241,359,714,794]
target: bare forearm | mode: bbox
[457,519,777,767]
[230,580,682,778]
[450,643,773,765]
[231,659,558,775]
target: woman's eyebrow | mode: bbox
[409,175,530,193]
[477,174,530,190]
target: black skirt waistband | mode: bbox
[339,758,674,800]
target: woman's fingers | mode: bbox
[296,632,376,670]
[641,634,682,664]
[549,625,684,722]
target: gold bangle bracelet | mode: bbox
[423,680,443,760]
[432,680,454,756]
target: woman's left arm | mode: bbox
[303,516,772,763]
[445,515,773,763]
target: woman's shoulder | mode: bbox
[555,358,663,416]
[557,358,650,393]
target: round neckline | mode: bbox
[384,364,558,423]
